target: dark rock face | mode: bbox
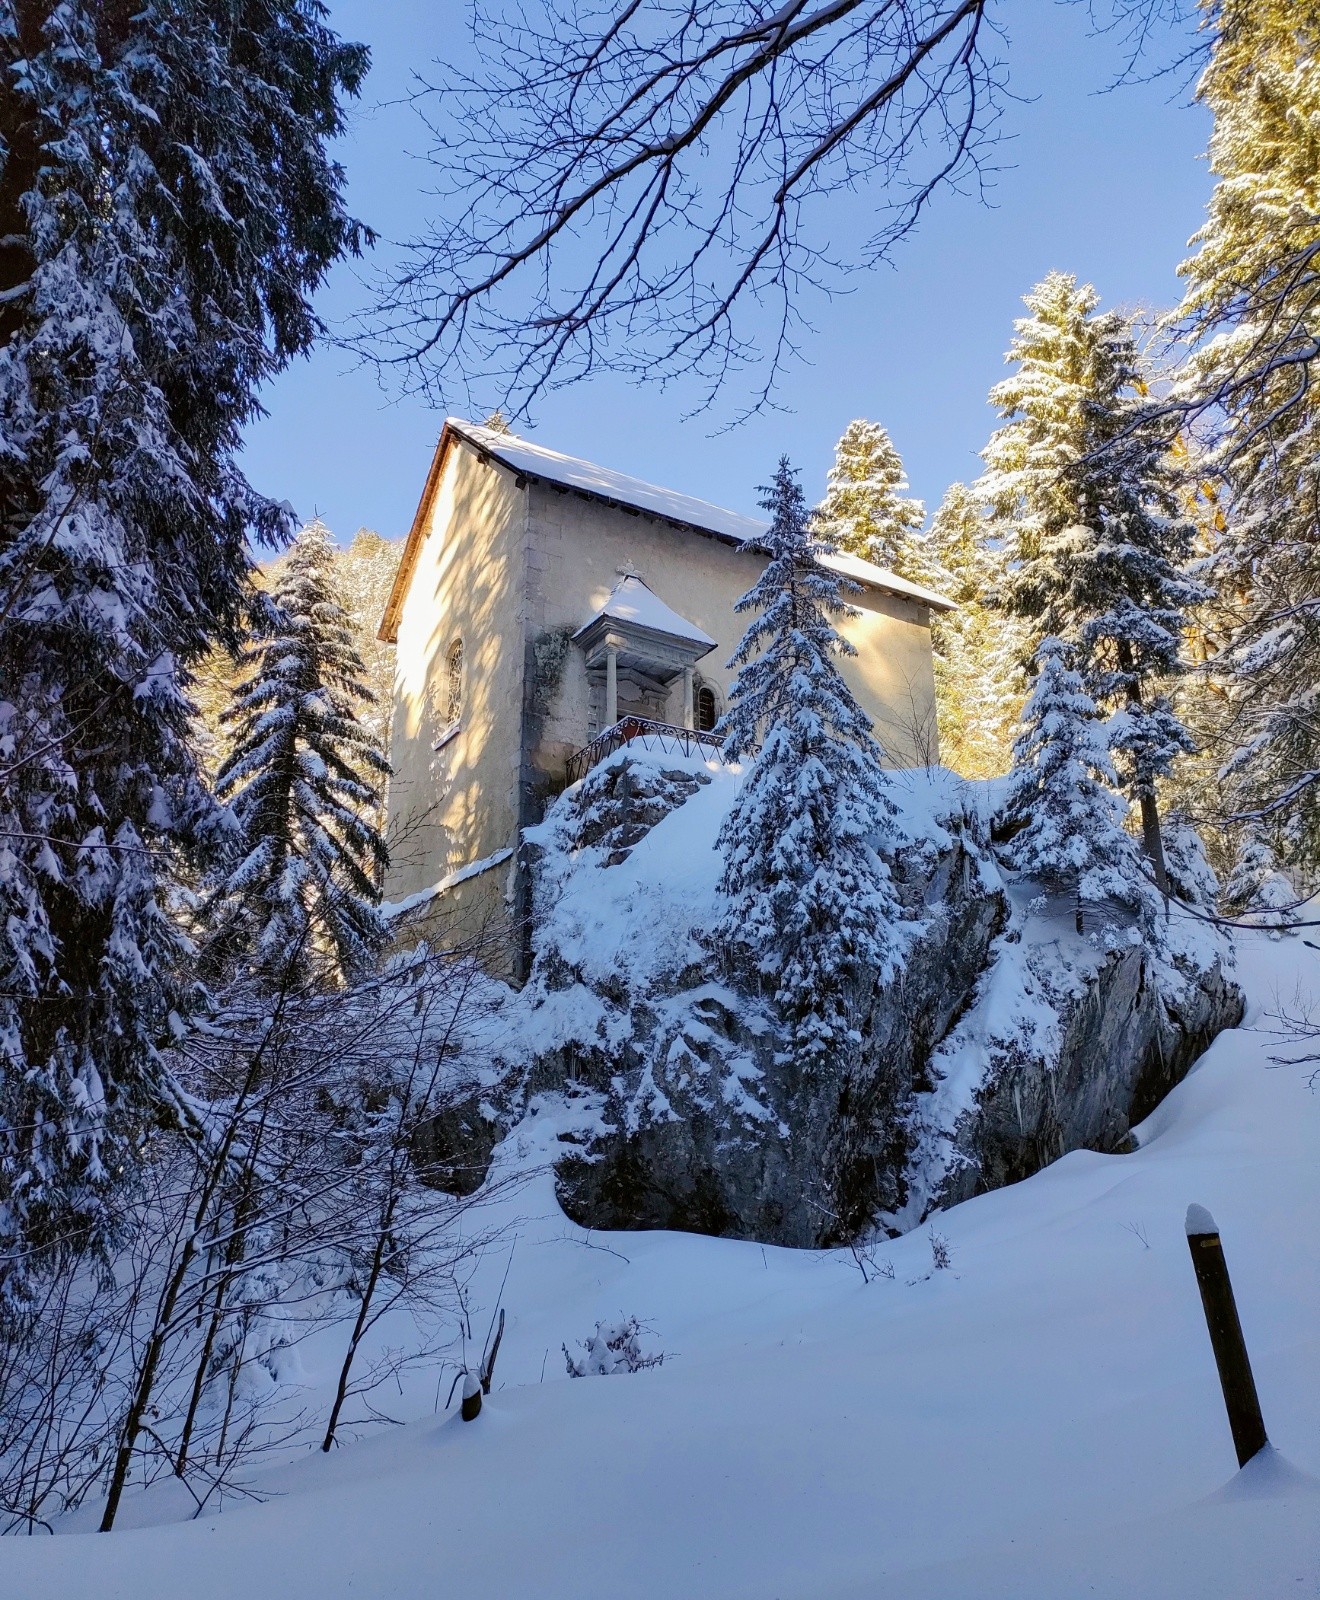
[937,943,1244,1208]
[412,1093,503,1197]
[518,757,1244,1247]
[545,788,1012,1246]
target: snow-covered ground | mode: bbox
[5,927,1318,1599]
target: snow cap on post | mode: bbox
[1185,1203,1218,1237]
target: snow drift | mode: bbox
[7,922,1316,1599]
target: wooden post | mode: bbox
[460,1371,482,1421]
[1185,1204,1268,1468]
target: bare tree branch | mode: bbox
[358,0,1199,413]
[362,0,1015,413]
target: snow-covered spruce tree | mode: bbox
[980,272,1205,889]
[204,521,390,987]
[925,482,1026,780]
[1003,638,1138,936]
[1221,828,1297,922]
[814,419,931,579]
[1152,448,1245,879]
[193,526,400,787]
[715,459,900,1073]
[0,5,367,1291]
[321,528,399,783]
[1174,0,1320,875]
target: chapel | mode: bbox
[377,419,953,968]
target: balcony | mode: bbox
[565,716,727,786]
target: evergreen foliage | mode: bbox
[716,459,900,1072]
[926,482,992,596]
[319,529,400,777]
[0,2,367,1291]
[205,522,390,987]
[1222,829,1297,920]
[980,272,1205,885]
[814,419,929,578]
[1175,0,1320,874]
[1152,452,1244,879]
[1002,639,1138,935]
[1159,813,1220,911]
[193,527,400,789]
[925,482,1026,780]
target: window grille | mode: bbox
[695,683,718,733]
[446,639,463,725]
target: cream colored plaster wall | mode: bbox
[837,586,941,768]
[521,483,939,783]
[383,455,941,964]
[384,440,528,938]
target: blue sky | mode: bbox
[241,2,1212,545]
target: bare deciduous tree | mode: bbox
[372,0,1006,413]
[368,0,1195,414]
[0,936,517,1535]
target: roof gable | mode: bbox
[573,574,717,651]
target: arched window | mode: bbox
[695,682,718,733]
[445,638,463,726]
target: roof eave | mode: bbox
[378,419,956,639]
[571,612,717,659]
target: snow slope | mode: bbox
[4,929,1317,1599]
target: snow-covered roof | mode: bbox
[818,549,954,612]
[379,419,955,640]
[455,420,767,547]
[573,575,717,651]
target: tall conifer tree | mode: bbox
[716,460,899,1073]
[1175,0,1320,874]
[925,482,1026,779]
[205,522,389,987]
[1003,638,1138,935]
[980,272,1205,888]
[0,4,367,1289]
[814,419,929,577]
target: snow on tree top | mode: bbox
[448,420,956,612]
[573,575,717,649]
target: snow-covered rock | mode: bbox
[469,742,1241,1246]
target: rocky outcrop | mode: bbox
[553,829,1006,1245]
[493,749,1244,1247]
[411,1092,504,1197]
[932,938,1244,1211]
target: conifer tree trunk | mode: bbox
[1138,788,1169,896]
[1120,651,1170,895]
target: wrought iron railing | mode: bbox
[565,716,727,785]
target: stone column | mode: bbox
[605,644,618,727]
[682,665,695,730]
